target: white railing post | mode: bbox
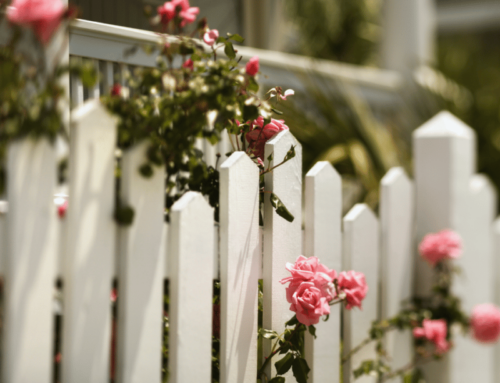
[168,192,214,383]
[219,152,260,383]
[342,204,380,383]
[380,167,414,380]
[414,111,496,383]
[115,142,165,383]
[3,139,58,383]
[62,100,117,383]
[262,130,302,380]
[303,162,342,383]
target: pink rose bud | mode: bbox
[337,271,368,310]
[470,303,500,343]
[7,0,66,44]
[419,229,462,266]
[182,58,194,70]
[246,56,259,76]
[111,83,122,96]
[289,281,330,326]
[245,117,289,160]
[57,200,68,219]
[203,29,219,46]
[158,1,176,24]
[413,319,449,354]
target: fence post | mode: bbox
[168,192,214,383]
[262,130,302,380]
[379,167,414,380]
[414,111,496,383]
[62,100,117,383]
[303,161,342,383]
[115,142,165,383]
[219,152,260,383]
[3,139,58,383]
[342,204,379,383]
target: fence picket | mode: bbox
[303,161,342,383]
[3,139,57,383]
[168,192,214,383]
[343,204,379,383]
[379,167,414,380]
[62,100,118,383]
[414,112,485,383]
[219,152,260,383]
[70,56,84,108]
[115,142,165,383]
[494,217,500,382]
[262,130,302,380]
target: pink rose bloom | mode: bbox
[281,255,319,283]
[7,0,66,44]
[314,264,337,302]
[179,6,199,27]
[337,271,368,310]
[203,29,219,46]
[419,229,462,266]
[111,83,122,96]
[470,303,500,343]
[413,319,449,353]
[158,1,176,24]
[182,58,194,70]
[246,56,259,76]
[289,282,330,326]
[57,200,68,219]
[245,117,289,160]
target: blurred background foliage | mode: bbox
[282,0,500,211]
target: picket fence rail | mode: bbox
[1,100,500,383]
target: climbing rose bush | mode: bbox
[470,303,500,343]
[419,229,462,266]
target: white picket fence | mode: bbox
[1,100,500,383]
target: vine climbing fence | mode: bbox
[2,20,500,383]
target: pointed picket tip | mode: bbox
[470,174,497,208]
[344,203,378,225]
[494,216,500,233]
[171,191,212,215]
[306,161,341,183]
[381,167,411,188]
[71,99,118,129]
[265,129,300,150]
[413,111,474,140]
[220,151,258,173]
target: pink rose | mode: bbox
[57,200,68,218]
[314,264,337,302]
[179,6,199,27]
[203,29,219,46]
[111,83,122,96]
[337,271,368,310]
[245,117,289,160]
[158,2,176,24]
[413,319,449,353]
[246,56,259,76]
[470,303,500,343]
[289,282,330,326]
[282,255,319,282]
[7,0,66,44]
[419,229,462,266]
[182,58,194,70]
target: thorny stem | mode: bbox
[381,354,434,382]
[342,337,373,364]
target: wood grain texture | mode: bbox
[303,161,342,383]
[219,152,260,383]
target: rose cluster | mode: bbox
[157,0,199,28]
[245,116,289,160]
[280,255,368,326]
[419,229,462,266]
[413,319,449,354]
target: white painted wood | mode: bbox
[413,111,494,383]
[62,100,118,383]
[103,61,115,95]
[493,217,500,382]
[219,152,260,383]
[0,205,5,276]
[303,162,342,383]
[262,130,302,380]
[116,142,165,383]
[70,56,84,108]
[342,204,379,383]
[381,0,436,73]
[88,59,101,99]
[204,139,217,168]
[379,167,414,381]
[218,129,231,167]
[3,139,58,383]
[168,192,214,383]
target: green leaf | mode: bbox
[270,193,295,222]
[285,315,298,327]
[224,42,236,59]
[308,325,317,339]
[247,76,259,92]
[268,378,285,383]
[259,328,279,339]
[275,353,294,375]
[139,163,154,178]
[292,358,310,383]
[114,204,135,226]
[267,152,274,163]
[271,108,284,115]
[215,36,227,44]
[228,33,245,43]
